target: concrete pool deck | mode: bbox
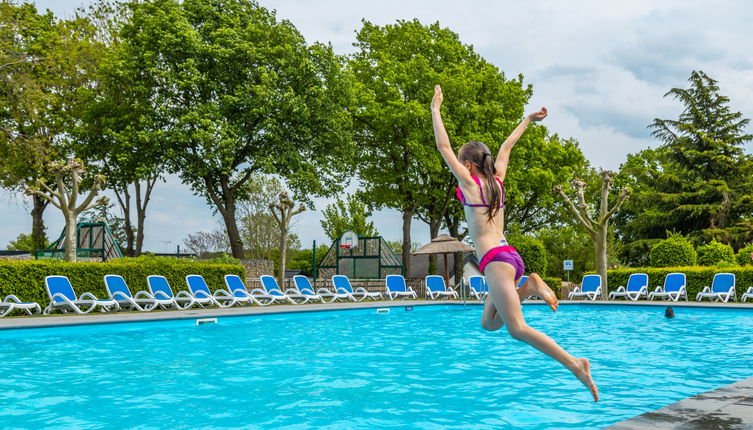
[2,298,753,429]
[1,299,753,330]
[607,376,753,429]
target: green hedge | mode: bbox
[606,266,753,301]
[0,259,245,307]
[697,240,736,266]
[650,234,696,267]
[736,244,753,266]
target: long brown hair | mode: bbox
[458,141,501,221]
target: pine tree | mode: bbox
[616,70,753,262]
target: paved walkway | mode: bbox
[607,376,753,429]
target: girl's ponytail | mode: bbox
[481,153,501,221]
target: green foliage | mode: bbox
[115,0,354,258]
[736,244,753,266]
[535,225,593,280]
[696,240,736,266]
[508,235,547,276]
[616,71,753,256]
[320,195,378,240]
[350,19,588,236]
[6,233,48,251]
[0,259,245,307]
[650,233,697,267]
[606,266,753,302]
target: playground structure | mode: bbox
[315,234,403,281]
[35,222,123,262]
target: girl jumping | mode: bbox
[431,85,598,402]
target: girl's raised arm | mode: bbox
[494,107,547,181]
[432,85,473,185]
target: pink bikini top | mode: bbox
[456,175,505,208]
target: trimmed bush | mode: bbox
[736,244,753,266]
[509,235,548,276]
[696,240,736,266]
[606,266,752,301]
[650,234,696,267]
[0,259,245,307]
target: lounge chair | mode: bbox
[44,275,119,314]
[425,275,458,299]
[186,275,235,307]
[105,274,165,311]
[384,275,417,300]
[742,286,753,302]
[468,275,488,300]
[648,273,688,301]
[259,275,300,304]
[608,273,649,301]
[293,275,347,303]
[568,274,602,300]
[147,275,195,309]
[332,275,382,301]
[287,276,326,303]
[224,275,274,306]
[696,273,736,302]
[1,295,41,317]
[517,276,529,288]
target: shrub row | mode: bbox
[0,259,246,306]
[606,266,753,301]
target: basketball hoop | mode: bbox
[340,230,358,250]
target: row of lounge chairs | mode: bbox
[569,272,752,302]
[0,274,429,316]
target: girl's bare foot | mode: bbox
[535,282,559,312]
[573,358,598,402]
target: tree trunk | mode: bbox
[30,195,48,249]
[595,226,609,299]
[134,179,156,256]
[114,187,135,257]
[64,213,78,262]
[219,203,244,259]
[428,218,441,275]
[401,208,414,277]
[278,228,288,287]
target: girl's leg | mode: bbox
[485,261,598,402]
[482,273,558,330]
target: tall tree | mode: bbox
[350,19,530,275]
[117,0,353,258]
[76,0,163,257]
[320,195,378,240]
[0,2,102,249]
[555,170,630,296]
[615,71,753,258]
[236,175,300,260]
[25,159,107,262]
[270,192,306,286]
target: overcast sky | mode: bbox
[3,0,752,252]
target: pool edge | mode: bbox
[604,375,753,429]
[1,299,752,331]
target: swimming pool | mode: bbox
[1,304,752,429]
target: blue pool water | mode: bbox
[1,304,753,429]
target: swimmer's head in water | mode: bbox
[458,141,501,221]
[665,306,675,318]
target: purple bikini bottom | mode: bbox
[478,245,525,280]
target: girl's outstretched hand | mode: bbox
[528,107,548,121]
[431,85,443,111]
